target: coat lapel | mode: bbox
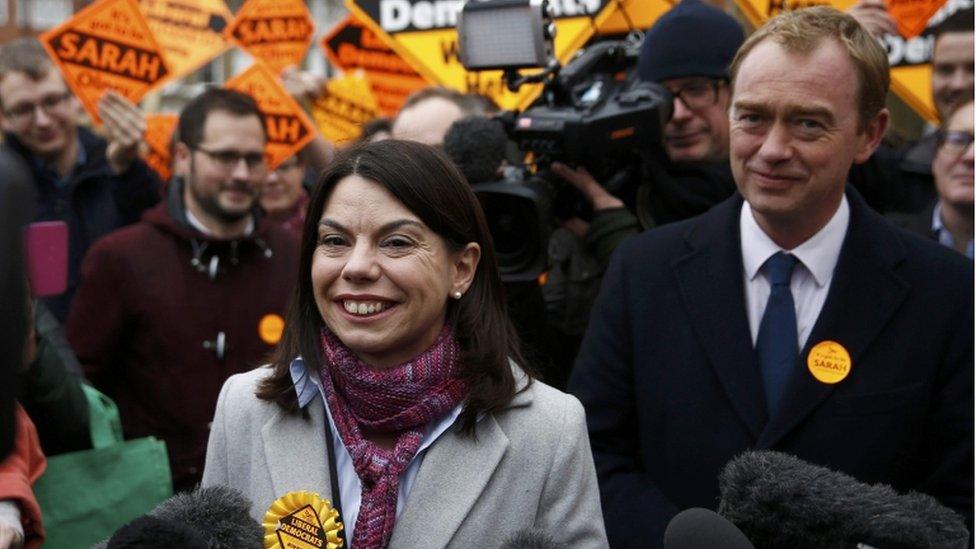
[674,195,769,439]
[261,398,334,502]
[389,411,512,547]
[757,190,909,448]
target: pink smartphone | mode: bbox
[23,221,68,297]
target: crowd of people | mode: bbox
[0,0,972,547]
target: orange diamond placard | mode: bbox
[138,0,233,83]
[225,63,316,169]
[227,0,315,74]
[143,113,178,181]
[888,0,947,38]
[40,0,171,123]
[321,15,427,116]
[312,71,381,145]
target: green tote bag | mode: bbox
[33,384,173,548]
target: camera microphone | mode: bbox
[102,485,263,548]
[719,451,969,549]
[443,115,510,185]
[663,508,755,549]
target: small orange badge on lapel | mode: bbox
[807,341,851,384]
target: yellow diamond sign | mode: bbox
[312,71,382,145]
[138,0,233,84]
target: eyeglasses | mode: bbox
[194,147,268,172]
[937,130,975,156]
[2,91,72,124]
[667,79,725,112]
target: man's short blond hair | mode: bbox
[729,7,890,131]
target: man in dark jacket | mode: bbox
[890,100,974,257]
[571,8,972,547]
[67,89,300,492]
[0,38,162,323]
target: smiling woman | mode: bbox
[201,139,609,549]
[312,173,481,369]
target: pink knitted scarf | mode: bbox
[318,325,469,549]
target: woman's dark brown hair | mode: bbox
[257,139,529,432]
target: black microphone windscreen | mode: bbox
[501,528,568,548]
[107,515,209,549]
[663,507,755,549]
[443,115,509,185]
[719,451,969,549]
[150,485,263,549]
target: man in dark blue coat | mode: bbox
[0,38,161,322]
[570,8,974,548]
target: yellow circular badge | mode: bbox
[258,314,285,345]
[807,340,852,384]
[263,491,344,549]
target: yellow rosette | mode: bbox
[263,491,344,549]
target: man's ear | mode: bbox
[853,108,890,164]
[173,142,191,176]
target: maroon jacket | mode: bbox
[67,182,299,490]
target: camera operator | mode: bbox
[552,0,744,265]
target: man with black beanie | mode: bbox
[552,0,745,265]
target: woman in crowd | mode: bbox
[202,139,607,548]
[260,154,310,237]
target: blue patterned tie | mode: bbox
[756,252,799,416]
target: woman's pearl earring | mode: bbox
[452,291,463,299]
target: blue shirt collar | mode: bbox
[931,203,974,258]
[289,357,320,408]
[75,138,87,165]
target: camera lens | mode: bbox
[476,189,547,281]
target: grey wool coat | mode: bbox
[201,365,609,548]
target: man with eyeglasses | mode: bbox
[551,0,743,265]
[891,100,974,258]
[848,6,974,215]
[0,38,162,323]
[67,88,299,492]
